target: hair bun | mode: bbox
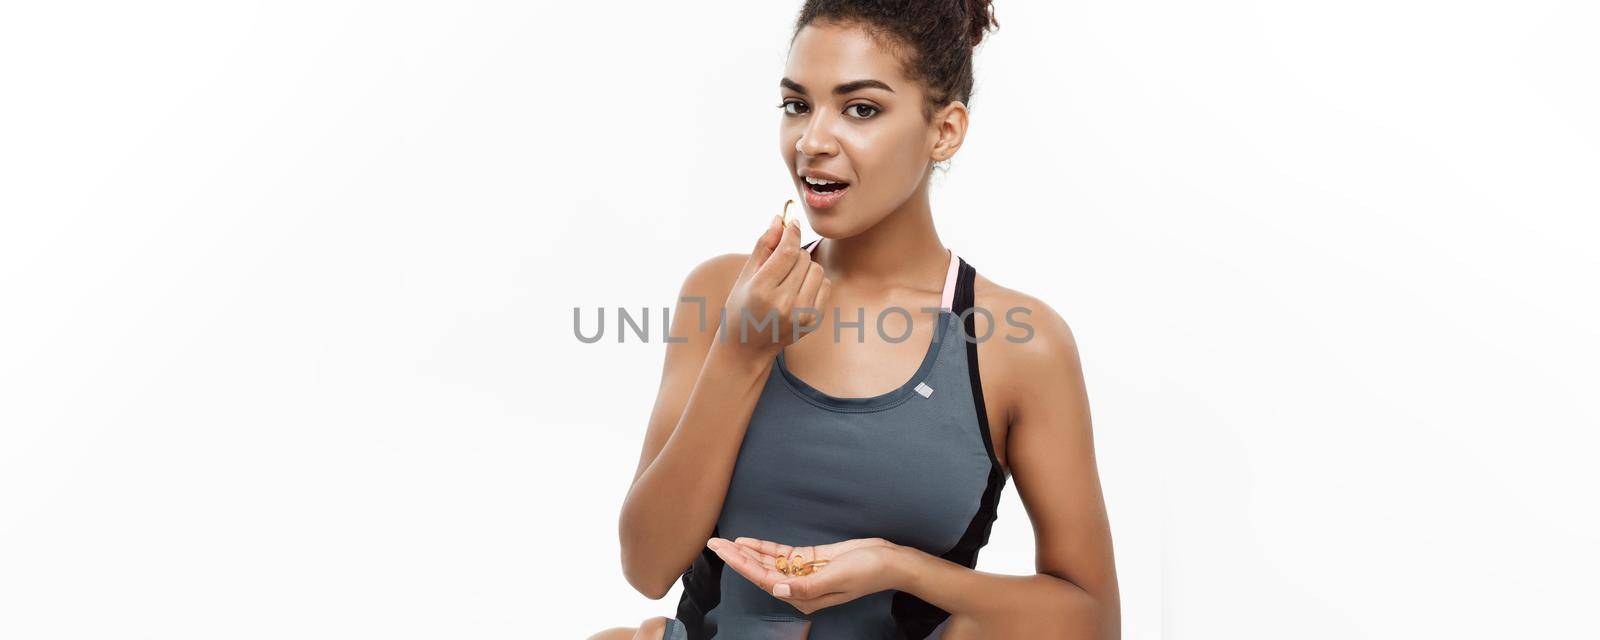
[964,0,998,48]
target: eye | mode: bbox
[845,104,880,119]
[778,99,809,116]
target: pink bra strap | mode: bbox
[807,239,960,311]
[939,248,959,311]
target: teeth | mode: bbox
[805,176,840,186]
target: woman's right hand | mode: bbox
[717,214,832,363]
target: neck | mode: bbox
[813,179,948,294]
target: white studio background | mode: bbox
[1,1,1595,638]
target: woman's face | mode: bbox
[779,22,939,237]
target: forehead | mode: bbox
[785,21,913,89]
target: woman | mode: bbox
[592,1,1118,638]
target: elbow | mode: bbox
[622,558,673,601]
[628,576,672,601]
[1043,576,1119,639]
[618,517,674,600]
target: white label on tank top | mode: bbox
[914,382,934,398]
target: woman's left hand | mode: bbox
[706,536,907,615]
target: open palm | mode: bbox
[705,536,904,615]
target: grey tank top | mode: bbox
[674,240,1008,639]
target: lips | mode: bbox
[801,175,850,209]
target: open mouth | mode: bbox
[805,176,850,194]
[802,176,850,209]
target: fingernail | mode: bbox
[706,540,719,552]
[774,583,791,597]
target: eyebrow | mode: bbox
[780,77,895,95]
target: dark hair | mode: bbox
[793,0,998,119]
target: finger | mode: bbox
[731,538,777,565]
[793,263,826,327]
[731,545,780,585]
[812,277,832,322]
[753,552,777,571]
[748,214,785,270]
[746,548,784,573]
[710,542,776,590]
[777,239,813,294]
[728,537,762,555]
[753,219,802,287]
[735,537,791,561]
[732,536,766,551]
[732,544,769,569]
[710,537,754,565]
[718,539,786,583]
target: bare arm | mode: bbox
[618,216,831,598]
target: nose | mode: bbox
[795,112,839,157]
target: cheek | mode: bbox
[849,124,929,196]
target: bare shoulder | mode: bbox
[667,252,748,336]
[970,272,1080,366]
[969,273,1086,440]
[678,252,748,299]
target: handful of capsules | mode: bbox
[774,551,829,577]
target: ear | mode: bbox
[928,101,970,164]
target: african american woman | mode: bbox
[591,1,1118,638]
